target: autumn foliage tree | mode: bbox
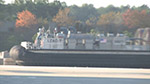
[97,12,122,26]
[122,9,150,28]
[97,12,123,33]
[16,10,37,28]
[52,8,74,27]
[86,17,97,27]
[85,17,98,32]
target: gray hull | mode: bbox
[9,45,150,68]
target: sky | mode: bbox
[4,0,150,8]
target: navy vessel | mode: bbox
[9,27,150,68]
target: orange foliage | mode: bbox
[122,9,150,28]
[97,12,122,26]
[53,8,74,26]
[16,10,37,28]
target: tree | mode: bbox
[97,5,121,15]
[85,17,98,32]
[70,4,98,22]
[86,17,97,26]
[97,12,122,25]
[132,5,149,12]
[16,10,37,28]
[14,0,34,5]
[123,30,133,37]
[90,29,99,36]
[97,12,123,33]
[37,17,48,28]
[120,5,130,12]
[14,0,25,5]
[52,8,74,27]
[0,0,4,4]
[34,0,49,4]
[122,9,150,28]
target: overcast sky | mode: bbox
[5,0,150,8]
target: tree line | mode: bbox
[0,0,150,51]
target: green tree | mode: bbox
[14,0,25,5]
[70,4,98,22]
[0,0,4,4]
[97,5,121,15]
[90,29,99,36]
[7,35,18,46]
[123,30,133,37]
[34,0,48,4]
